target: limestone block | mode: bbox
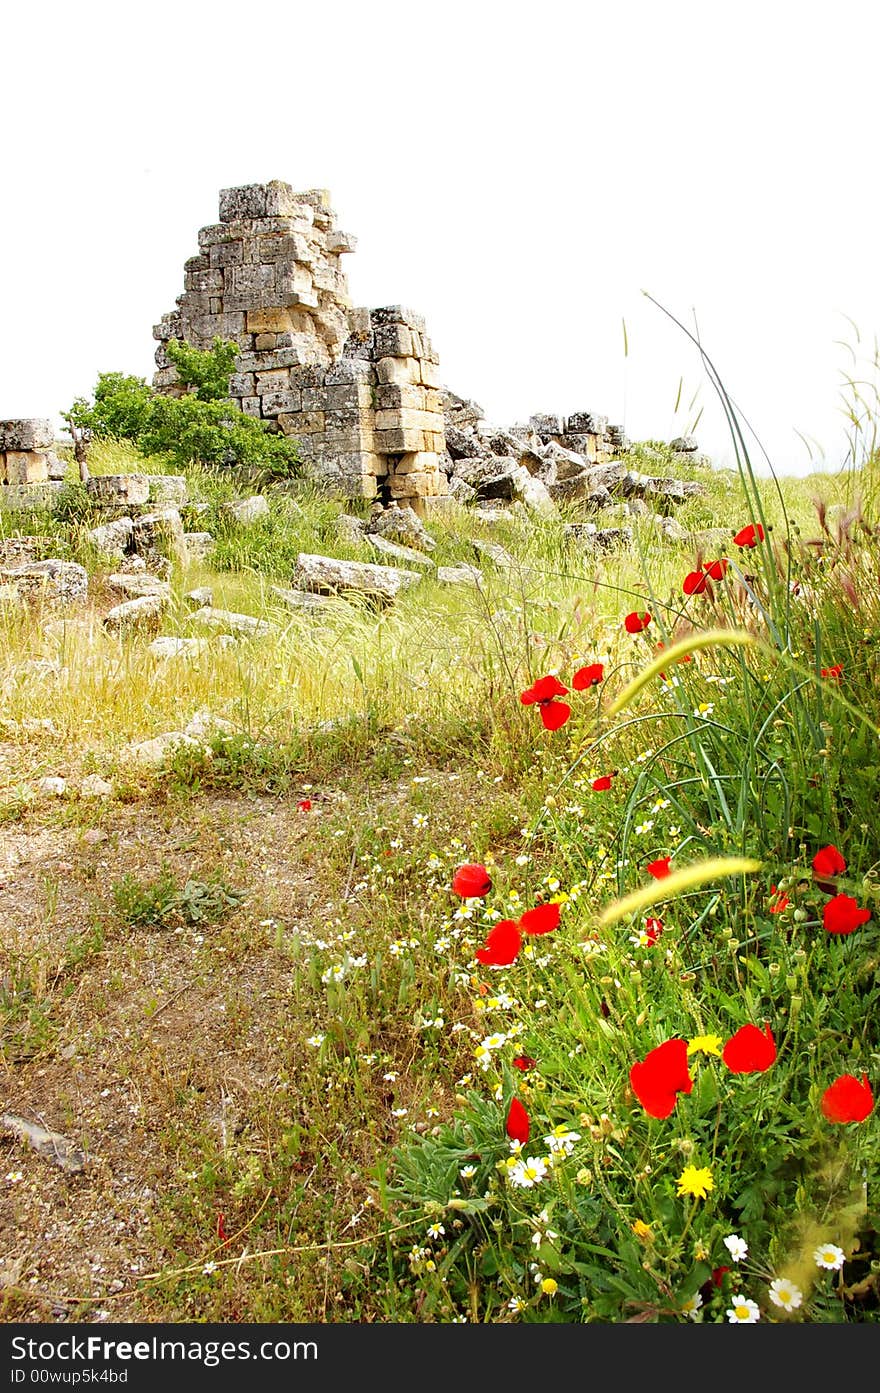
[227,262,277,297]
[0,482,62,510]
[184,254,210,273]
[228,372,256,397]
[276,264,314,297]
[264,180,298,216]
[131,508,187,560]
[219,183,269,222]
[0,419,54,451]
[153,312,184,342]
[324,358,375,386]
[4,451,49,484]
[0,559,88,605]
[153,367,182,390]
[371,306,427,333]
[292,552,423,602]
[260,391,303,416]
[286,411,325,435]
[373,324,413,358]
[222,496,270,524]
[87,475,150,507]
[237,347,308,373]
[245,307,296,336]
[256,369,292,394]
[183,532,215,559]
[387,470,441,498]
[418,361,441,388]
[437,563,482,585]
[145,475,188,505]
[269,585,334,613]
[366,534,435,570]
[326,230,357,254]
[105,573,171,599]
[190,606,272,637]
[184,267,224,293]
[375,383,426,412]
[376,428,429,453]
[376,356,420,387]
[208,240,244,268]
[87,517,134,556]
[241,397,261,417]
[387,450,441,477]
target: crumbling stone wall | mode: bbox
[152,181,447,515]
[0,419,67,511]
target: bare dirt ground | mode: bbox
[1,787,371,1322]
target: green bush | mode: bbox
[62,340,301,479]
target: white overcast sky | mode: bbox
[4,0,880,476]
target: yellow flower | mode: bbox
[632,1219,653,1242]
[540,1278,558,1296]
[676,1165,715,1200]
[687,1034,723,1058]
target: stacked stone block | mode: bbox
[0,420,67,511]
[528,412,621,464]
[153,182,448,514]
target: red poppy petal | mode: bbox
[512,1054,536,1072]
[647,857,672,879]
[452,863,493,898]
[683,571,709,595]
[624,611,652,633]
[297,799,312,811]
[722,1023,776,1074]
[519,901,561,936]
[812,844,847,878]
[474,919,522,966]
[629,1038,692,1117]
[539,700,571,731]
[572,662,605,690]
[703,559,729,581]
[821,1074,874,1124]
[525,674,570,702]
[823,893,871,935]
[506,1097,530,1145]
[591,775,613,791]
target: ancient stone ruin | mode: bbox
[152,181,447,515]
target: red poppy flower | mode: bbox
[519,902,561,936]
[520,675,572,729]
[452,863,492,898]
[591,775,613,792]
[820,664,843,682]
[629,1038,693,1119]
[572,662,605,690]
[297,799,312,811]
[812,845,846,878]
[520,674,569,705]
[823,893,871,935]
[711,1266,730,1288]
[512,1054,536,1072]
[768,885,790,913]
[644,917,663,944]
[703,559,729,581]
[506,1096,530,1145]
[624,611,652,633]
[647,857,672,879]
[821,1073,874,1124]
[474,918,522,966]
[683,571,709,596]
[722,1023,777,1074]
[733,523,766,548]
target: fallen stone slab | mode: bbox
[103,593,169,633]
[470,538,517,568]
[183,531,215,559]
[0,559,88,606]
[87,516,134,557]
[149,636,213,660]
[437,564,483,586]
[270,585,335,612]
[106,572,171,599]
[292,553,423,602]
[144,475,189,505]
[79,775,113,798]
[564,524,633,553]
[223,495,270,524]
[368,504,436,551]
[366,533,436,569]
[86,474,150,507]
[0,1113,86,1173]
[190,606,273,636]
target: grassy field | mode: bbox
[1,432,877,1324]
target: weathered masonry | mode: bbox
[153,181,447,515]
